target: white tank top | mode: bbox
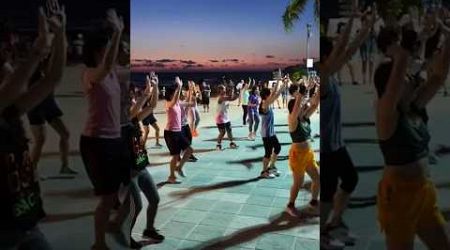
[215,99,230,124]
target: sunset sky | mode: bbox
[131,0,319,72]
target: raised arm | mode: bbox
[414,18,450,108]
[135,75,159,121]
[265,80,285,108]
[288,92,304,132]
[167,76,182,108]
[15,1,67,115]
[86,9,123,85]
[376,45,409,139]
[0,7,52,112]
[304,85,320,118]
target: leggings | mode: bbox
[321,147,358,202]
[262,136,281,158]
[194,108,200,129]
[248,111,260,133]
[130,169,160,230]
[242,105,248,125]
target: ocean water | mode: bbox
[131,71,273,89]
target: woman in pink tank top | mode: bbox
[163,77,193,184]
[78,9,128,250]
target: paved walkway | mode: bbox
[337,58,450,249]
[31,66,319,249]
[133,99,320,250]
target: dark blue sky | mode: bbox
[131,0,319,71]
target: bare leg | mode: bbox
[169,156,178,179]
[49,118,75,173]
[306,164,320,201]
[142,126,150,147]
[30,125,46,171]
[288,171,303,205]
[417,223,450,250]
[329,188,351,226]
[178,147,193,170]
[150,123,161,145]
[94,193,117,249]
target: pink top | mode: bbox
[165,102,182,132]
[82,69,121,138]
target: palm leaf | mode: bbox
[283,0,319,32]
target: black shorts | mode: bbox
[142,113,157,126]
[80,136,129,196]
[27,96,63,125]
[217,122,231,131]
[202,95,210,105]
[164,130,189,156]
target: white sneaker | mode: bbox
[320,234,345,250]
[329,227,357,246]
[260,170,275,179]
[248,133,253,140]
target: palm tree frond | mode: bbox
[283,0,308,32]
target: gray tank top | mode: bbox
[320,77,344,153]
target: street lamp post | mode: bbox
[306,23,311,77]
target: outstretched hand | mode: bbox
[46,0,66,34]
[106,9,124,32]
[33,7,53,59]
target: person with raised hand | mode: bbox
[141,72,163,148]
[28,0,76,178]
[320,1,376,248]
[115,69,165,248]
[215,84,240,150]
[258,80,287,179]
[163,77,193,184]
[240,79,250,125]
[286,81,320,218]
[374,9,450,250]
[79,8,126,250]
[0,1,67,248]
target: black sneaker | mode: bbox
[188,155,198,162]
[230,142,238,149]
[130,238,142,249]
[143,229,165,242]
[216,144,222,151]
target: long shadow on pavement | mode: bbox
[168,177,261,200]
[203,137,252,142]
[246,142,320,151]
[342,122,375,127]
[179,211,317,250]
[41,150,80,158]
[226,156,289,169]
[344,138,378,144]
[44,187,94,199]
[42,211,94,224]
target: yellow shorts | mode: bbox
[288,146,318,175]
[377,172,446,244]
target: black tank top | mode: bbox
[290,117,311,143]
[379,109,430,165]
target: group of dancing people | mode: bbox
[321,1,450,249]
[0,2,322,249]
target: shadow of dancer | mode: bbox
[181,211,317,250]
[168,177,260,200]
